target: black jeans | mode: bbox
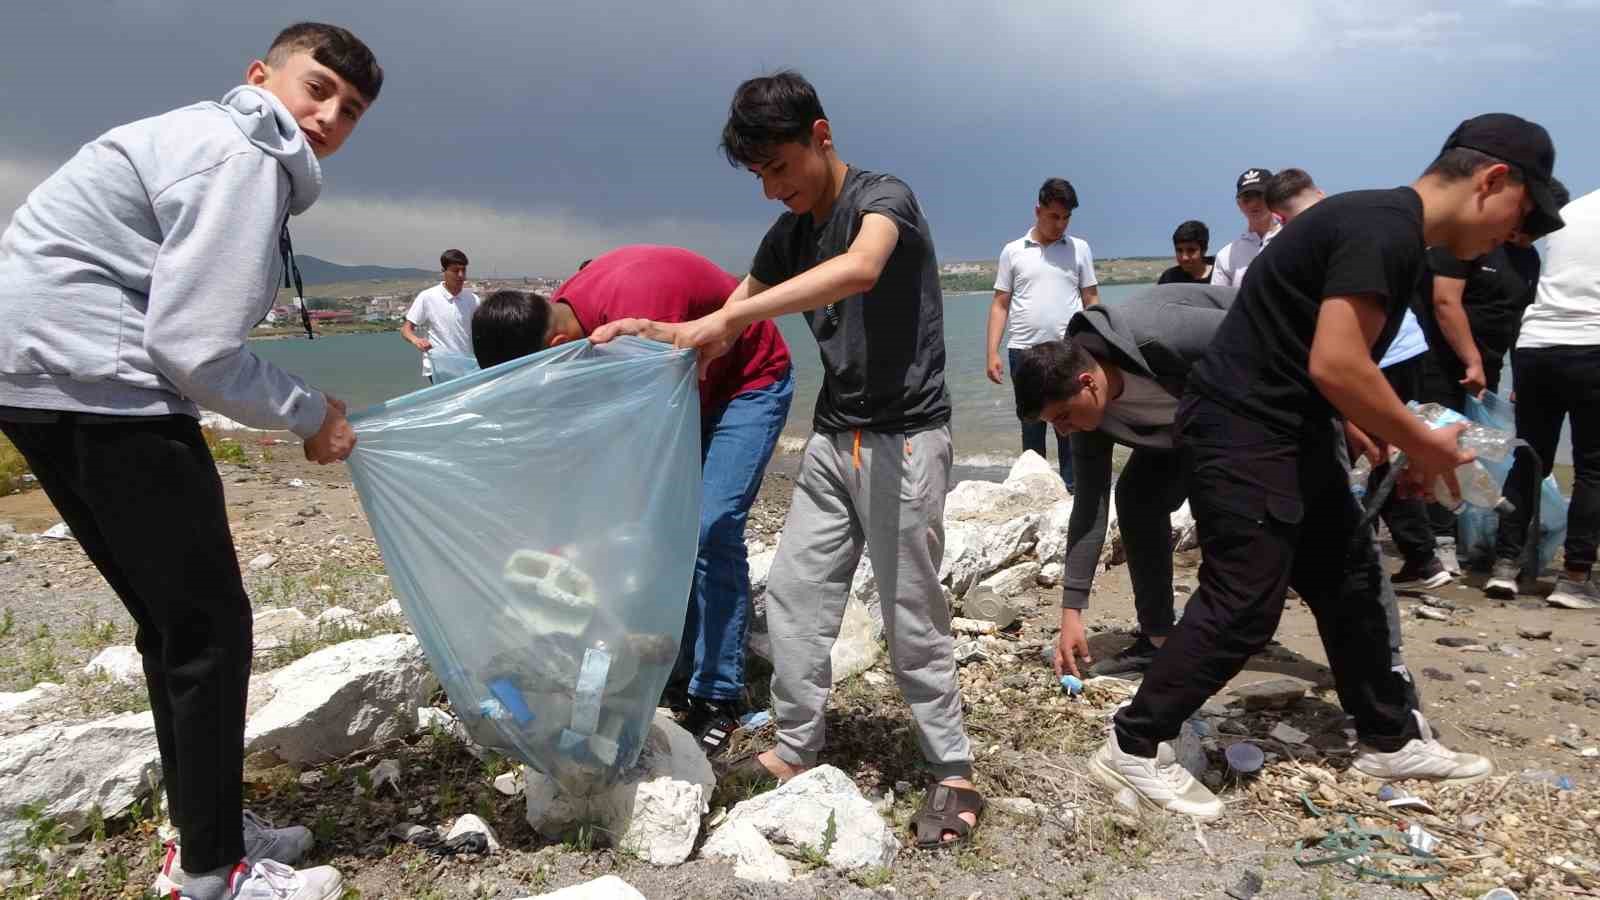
[1,415,250,871]
[1009,347,1075,490]
[1114,446,1187,637]
[1375,356,1437,564]
[1495,346,1600,571]
[1113,395,1419,757]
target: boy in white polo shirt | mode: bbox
[1211,168,1282,287]
[985,178,1099,490]
[402,248,480,384]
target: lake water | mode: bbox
[253,284,1151,474]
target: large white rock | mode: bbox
[747,546,778,597]
[1005,449,1056,483]
[977,561,1041,599]
[699,819,795,883]
[976,513,1040,578]
[83,645,143,685]
[0,712,161,857]
[1037,561,1063,587]
[0,682,64,716]
[252,607,312,646]
[516,875,647,900]
[1003,451,1071,506]
[1032,499,1075,570]
[708,765,897,872]
[525,712,714,866]
[830,595,882,684]
[941,522,986,599]
[244,634,437,764]
[943,479,1027,523]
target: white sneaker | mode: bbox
[158,811,316,886]
[1548,574,1600,610]
[155,859,343,900]
[1434,537,1461,576]
[1484,558,1520,600]
[1351,712,1493,784]
[1089,729,1223,820]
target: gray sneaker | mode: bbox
[1483,559,1520,600]
[1434,537,1461,576]
[1548,574,1600,610]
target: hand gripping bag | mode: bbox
[1458,390,1567,573]
[427,350,480,383]
[346,337,700,790]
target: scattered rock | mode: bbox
[831,596,882,683]
[1518,627,1553,641]
[82,645,143,685]
[525,712,714,866]
[252,607,313,648]
[1226,869,1264,900]
[1176,718,1208,777]
[314,606,361,626]
[1422,667,1455,682]
[368,598,405,620]
[517,875,647,900]
[493,770,523,797]
[1416,606,1450,621]
[247,552,278,571]
[1436,636,1478,648]
[939,523,984,598]
[1464,663,1489,674]
[977,561,1042,599]
[1552,687,1581,705]
[0,682,64,716]
[1036,561,1063,587]
[987,797,1044,821]
[244,634,438,764]
[707,765,896,871]
[444,813,500,853]
[1465,680,1484,693]
[1227,677,1311,711]
[1170,502,1200,552]
[0,712,162,857]
[698,819,794,883]
[1269,722,1310,745]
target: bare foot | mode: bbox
[756,749,809,782]
[937,776,980,843]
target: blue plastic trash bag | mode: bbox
[1458,391,1568,573]
[346,337,700,789]
[427,351,480,383]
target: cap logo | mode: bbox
[1243,170,1264,182]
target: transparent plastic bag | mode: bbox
[346,337,701,790]
[1455,392,1568,573]
[427,351,480,383]
[1408,402,1519,511]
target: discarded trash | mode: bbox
[40,522,73,541]
[739,709,771,729]
[1479,889,1518,900]
[1405,823,1439,855]
[347,337,701,792]
[1518,769,1575,791]
[1059,674,1084,696]
[1225,742,1264,774]
[1409,402,1518,513]
[287,479,305,488]
[1377,785,1435,814]
[961,587,1020,630]
[1415,606,1450,621]
[951,617,998,635]
[1269,722,1310,745]
[954,639,987,664]
[370,758,401,795]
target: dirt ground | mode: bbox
[0,434,1596,899]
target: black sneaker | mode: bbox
[1393,556,1453,590]
[1087,636,1161,678]
[683,697,742,758]
[660,681,692,719]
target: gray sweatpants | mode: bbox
[764,426,974,780]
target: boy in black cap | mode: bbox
[1210,167,1280,287]
[1091,113,1561,820]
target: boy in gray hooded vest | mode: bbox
[0,23,380,900]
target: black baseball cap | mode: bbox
[1235,168,1272,197]
[1442,113,1563,237]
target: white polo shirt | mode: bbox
[1378,309,1428,368]
[1518,188,1600,349]
[1210,222,1282,287]
[405,283,481,377]
[994,231,1098,349]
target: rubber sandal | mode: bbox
[911,783,985,849]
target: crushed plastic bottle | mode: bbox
[1408,402,1522,513]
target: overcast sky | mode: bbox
[2,1,1596,276]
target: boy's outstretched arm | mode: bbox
[1308,294,1471,494]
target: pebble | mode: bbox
[1466,680,1484,693]
[1437,636,1478,648]
[297,505,320,518]
[1553,687,1581,704]
[1422,667,1454,682]
[1464,663,1490,674]
[1519,627,1553,640]
[248,552,279,571]
[1416,606,1450,621]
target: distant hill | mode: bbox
[294,255,435,286]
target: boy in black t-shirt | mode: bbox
[1156,220,1213,285]
[1089,114,1564,820]
[594,71,981,847]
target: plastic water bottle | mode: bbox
[1408,402,1521,513]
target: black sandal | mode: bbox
[911,783,985,849]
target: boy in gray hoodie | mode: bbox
[0,23,380,900]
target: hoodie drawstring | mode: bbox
[278,221,314,340]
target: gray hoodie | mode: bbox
[0,86,328,438]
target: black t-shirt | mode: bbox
[1189,188,1424,434]
[1417,243,1541,366]
[750,167,951,434]
[1157,259,1215,285]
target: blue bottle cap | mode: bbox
[1059,674,1084,695]
[1225,741,1264,773]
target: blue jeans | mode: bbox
[1008,347,1075,490]
[675,369,794,701]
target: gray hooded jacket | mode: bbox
[1059,283,1235,609]
[0,86,328,437]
